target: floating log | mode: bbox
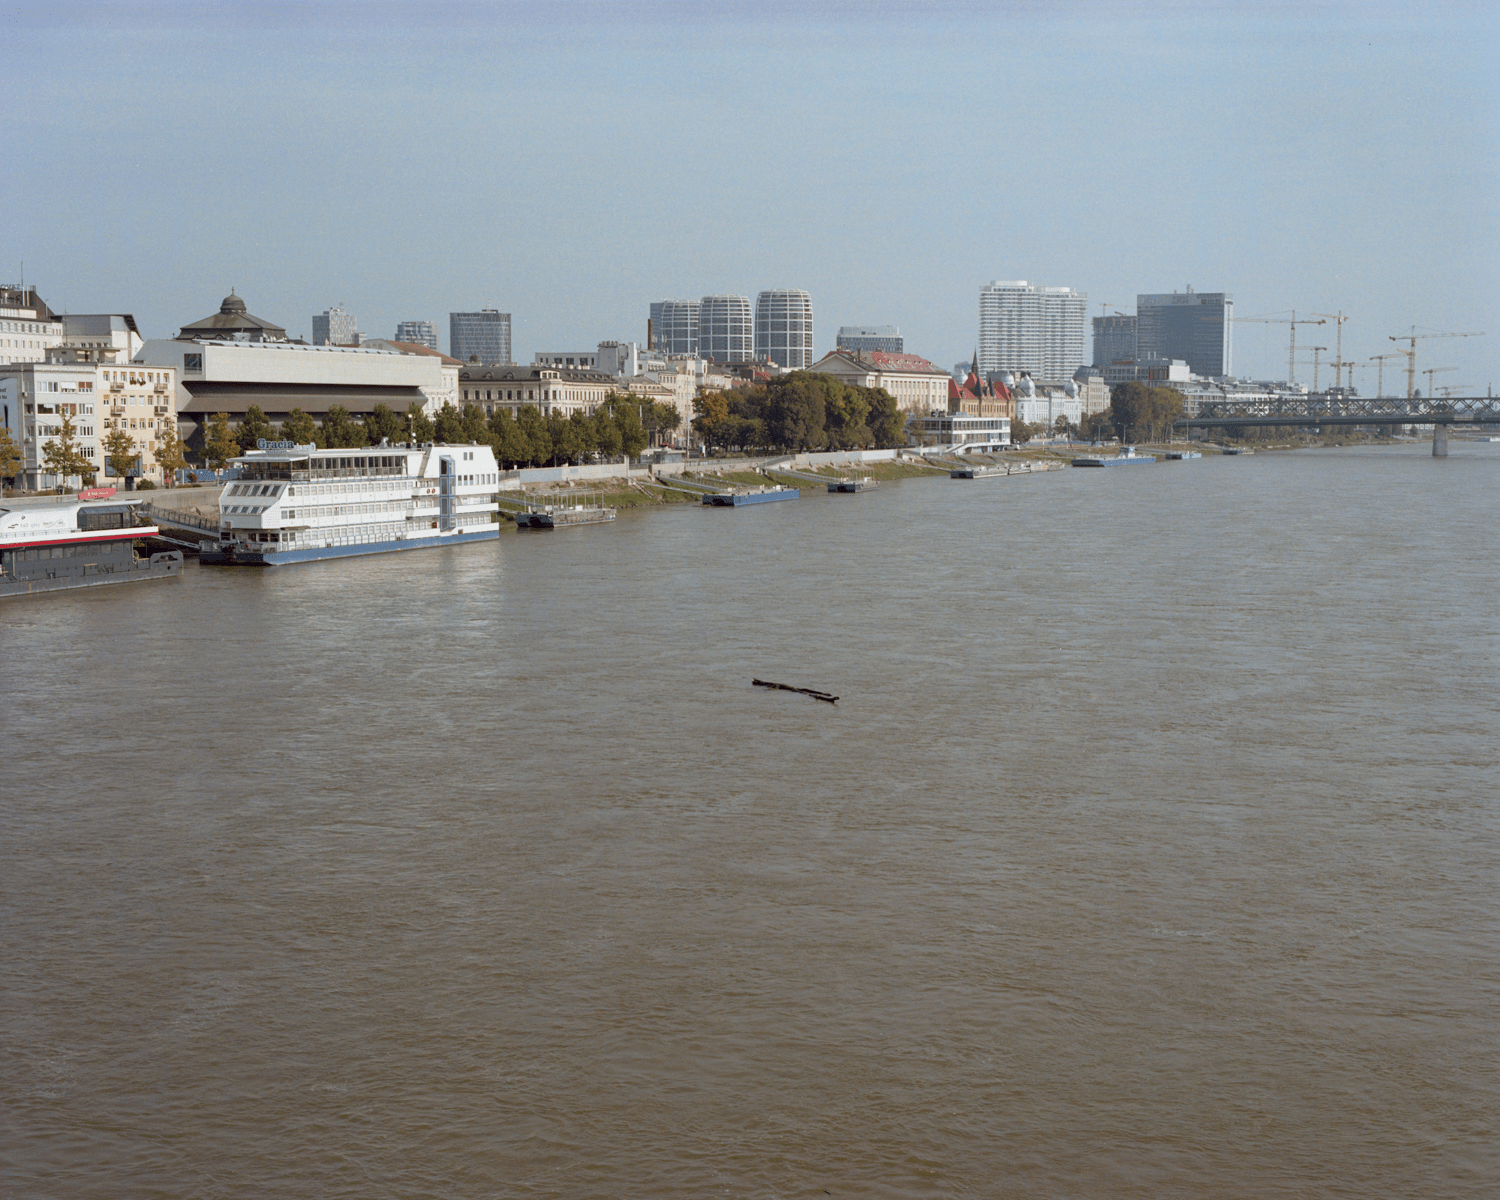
[753,678,838,704]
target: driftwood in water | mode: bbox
[753,678,839,704]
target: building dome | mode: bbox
[220,291,247,315]
[1000,371,1015,387]
[1065,380,1077,397]
[1019,374,1036,396]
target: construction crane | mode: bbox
[1299,347,1329,392]
[1235,311,1326,386]
[1388,327,1485,399]
[1422,366,1458,398]
[1369,352,1406,398]
[1436,384,1473,398]
[1313,312,1352,391]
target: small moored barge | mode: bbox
[1072,446,1157,468]
[828,476,878,493]
[703,485,799,506]
[1,502,181,598]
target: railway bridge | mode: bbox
[1177,396,1500,456]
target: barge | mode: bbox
[950,465,1006,479]
[516,500,617,528]
[1,501,181,598]
[828,476,878,492]
[1072,446,1156,467]
[201,441,500,565]
[1164,450,1202,460]
[703,485,800,507]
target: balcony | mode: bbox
[154,406,170,415]
[111,407,126,417]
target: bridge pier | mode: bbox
[1433,424,1449,458]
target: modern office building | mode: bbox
[754,290,814,370]
[649,300,698,356]
[697,295,753,363]
[1092,314,1137,368]
[977,280,1087,381]
[312,304,357,347]
[395,320,438,352]
[449,309,511,364]
[836,325,903,354]
[1135,287,1232,377]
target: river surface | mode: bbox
[3,443,1498,1198]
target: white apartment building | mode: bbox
[809,349,952,414]
[755,290,814,370]
[698,295,753,363]
[0,286,66,366]
[312,304,357,346]
[978,280,1087,381]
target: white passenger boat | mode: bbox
[203,440,501,565]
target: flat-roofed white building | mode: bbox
[912,411,1010,451]
[979,280,1086,381]
[0,286,66,366]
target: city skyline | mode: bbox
[4,2,1495,389]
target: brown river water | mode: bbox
[3,443,1497,1198]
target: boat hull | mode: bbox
[1071,455,1156,467]
[703,489,799,506]
[213,528,499,565]
[1,552,181,598]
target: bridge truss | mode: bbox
[1179,395,1500,429]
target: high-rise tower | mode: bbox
[649,300,699,356]
[697,295,753,363]
[754,290,814,369]
[1134,287,1232,377]
[395,320,439,352]
[449,309,511,364]
[312,304,356,346]
[977,281,1086,380]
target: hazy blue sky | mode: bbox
[5,1,1497,390]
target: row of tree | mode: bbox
[197,396,678,472]
[690,372,906,453]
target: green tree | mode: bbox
[0,424,23,486]
[460,404,489,444]
[866,387,905,447]
[514,404,550,467]
[763,374,827,450]
[155,421,187,486]
[203,411,238,471]
[1109,383,1184,443]
[236,404,274,452]
[612,401,648,459]
[641,400,681,446]
[318,404,366,449]
[1079,408,1114,442]
[405,401,435,443]
[691,392,730,444]
[1052,414,1076,440]
[488,409,528,468]
[282,407,317,446]
[592,406,623,458]
[102,427,139,479]
[1010,418,1038,446]
[823,378,872,448]
[364,403,405,446]
[434,401,464,443]
[569,409,599,458]
[42,414,95,487]
[547,411,583,465]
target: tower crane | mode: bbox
[1234,311,1326,386]
[1312,312,1352,392]
[1422,366,1458,398]
[1369,352,1406,398]
[1436,384,1473,398]
[1388,328,1484,399]
[1299,347,1329,392]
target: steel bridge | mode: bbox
[1177,395,1500,456]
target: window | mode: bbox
[184,353,203,373]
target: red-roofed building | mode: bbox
[947,352,1015,421]
[809,349,951,414]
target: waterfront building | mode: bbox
[949,357,1014,421]
[457,364,615,419]
[1071,366,1111,415]
[0,286,66,366]
[450,309,511,364]
[837,326,903,354]
[1092,314,1137,369]
[697,295,753,363]
[134,292,442,451]
[978,280,1087,381]
[809,349,951,415]
[312,304,357,347]
[754,290,814,370]
[911,411,1010,451]
[1135,287,1232,377]
[649,300,699,356]
[395,320,439,352]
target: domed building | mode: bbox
[176,291,288,343]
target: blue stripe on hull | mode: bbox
[230,528,499,566]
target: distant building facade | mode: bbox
[0,286,65,366]
[754,290,814,370]
[395,320,438,352]
[649,300,699,356]
[312,304,357,346]
[809,349,950,414]
[457,364,614,419]
[978,280,1087,381]
[837,326,903,353]
[1092,314,1137,369]
[450,309,511,364]
[1135,287,1232,377]
[698,295,753,363]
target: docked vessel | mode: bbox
[515,498,617,528]
[950,465,1006,479]
[1,501,181,598]
[1222,446,1250,455]
[702,485,800,506]
[202,441,500,565]
[1072,446,1157,467]
[1165,450,1202,460]
[828,476,878,492]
